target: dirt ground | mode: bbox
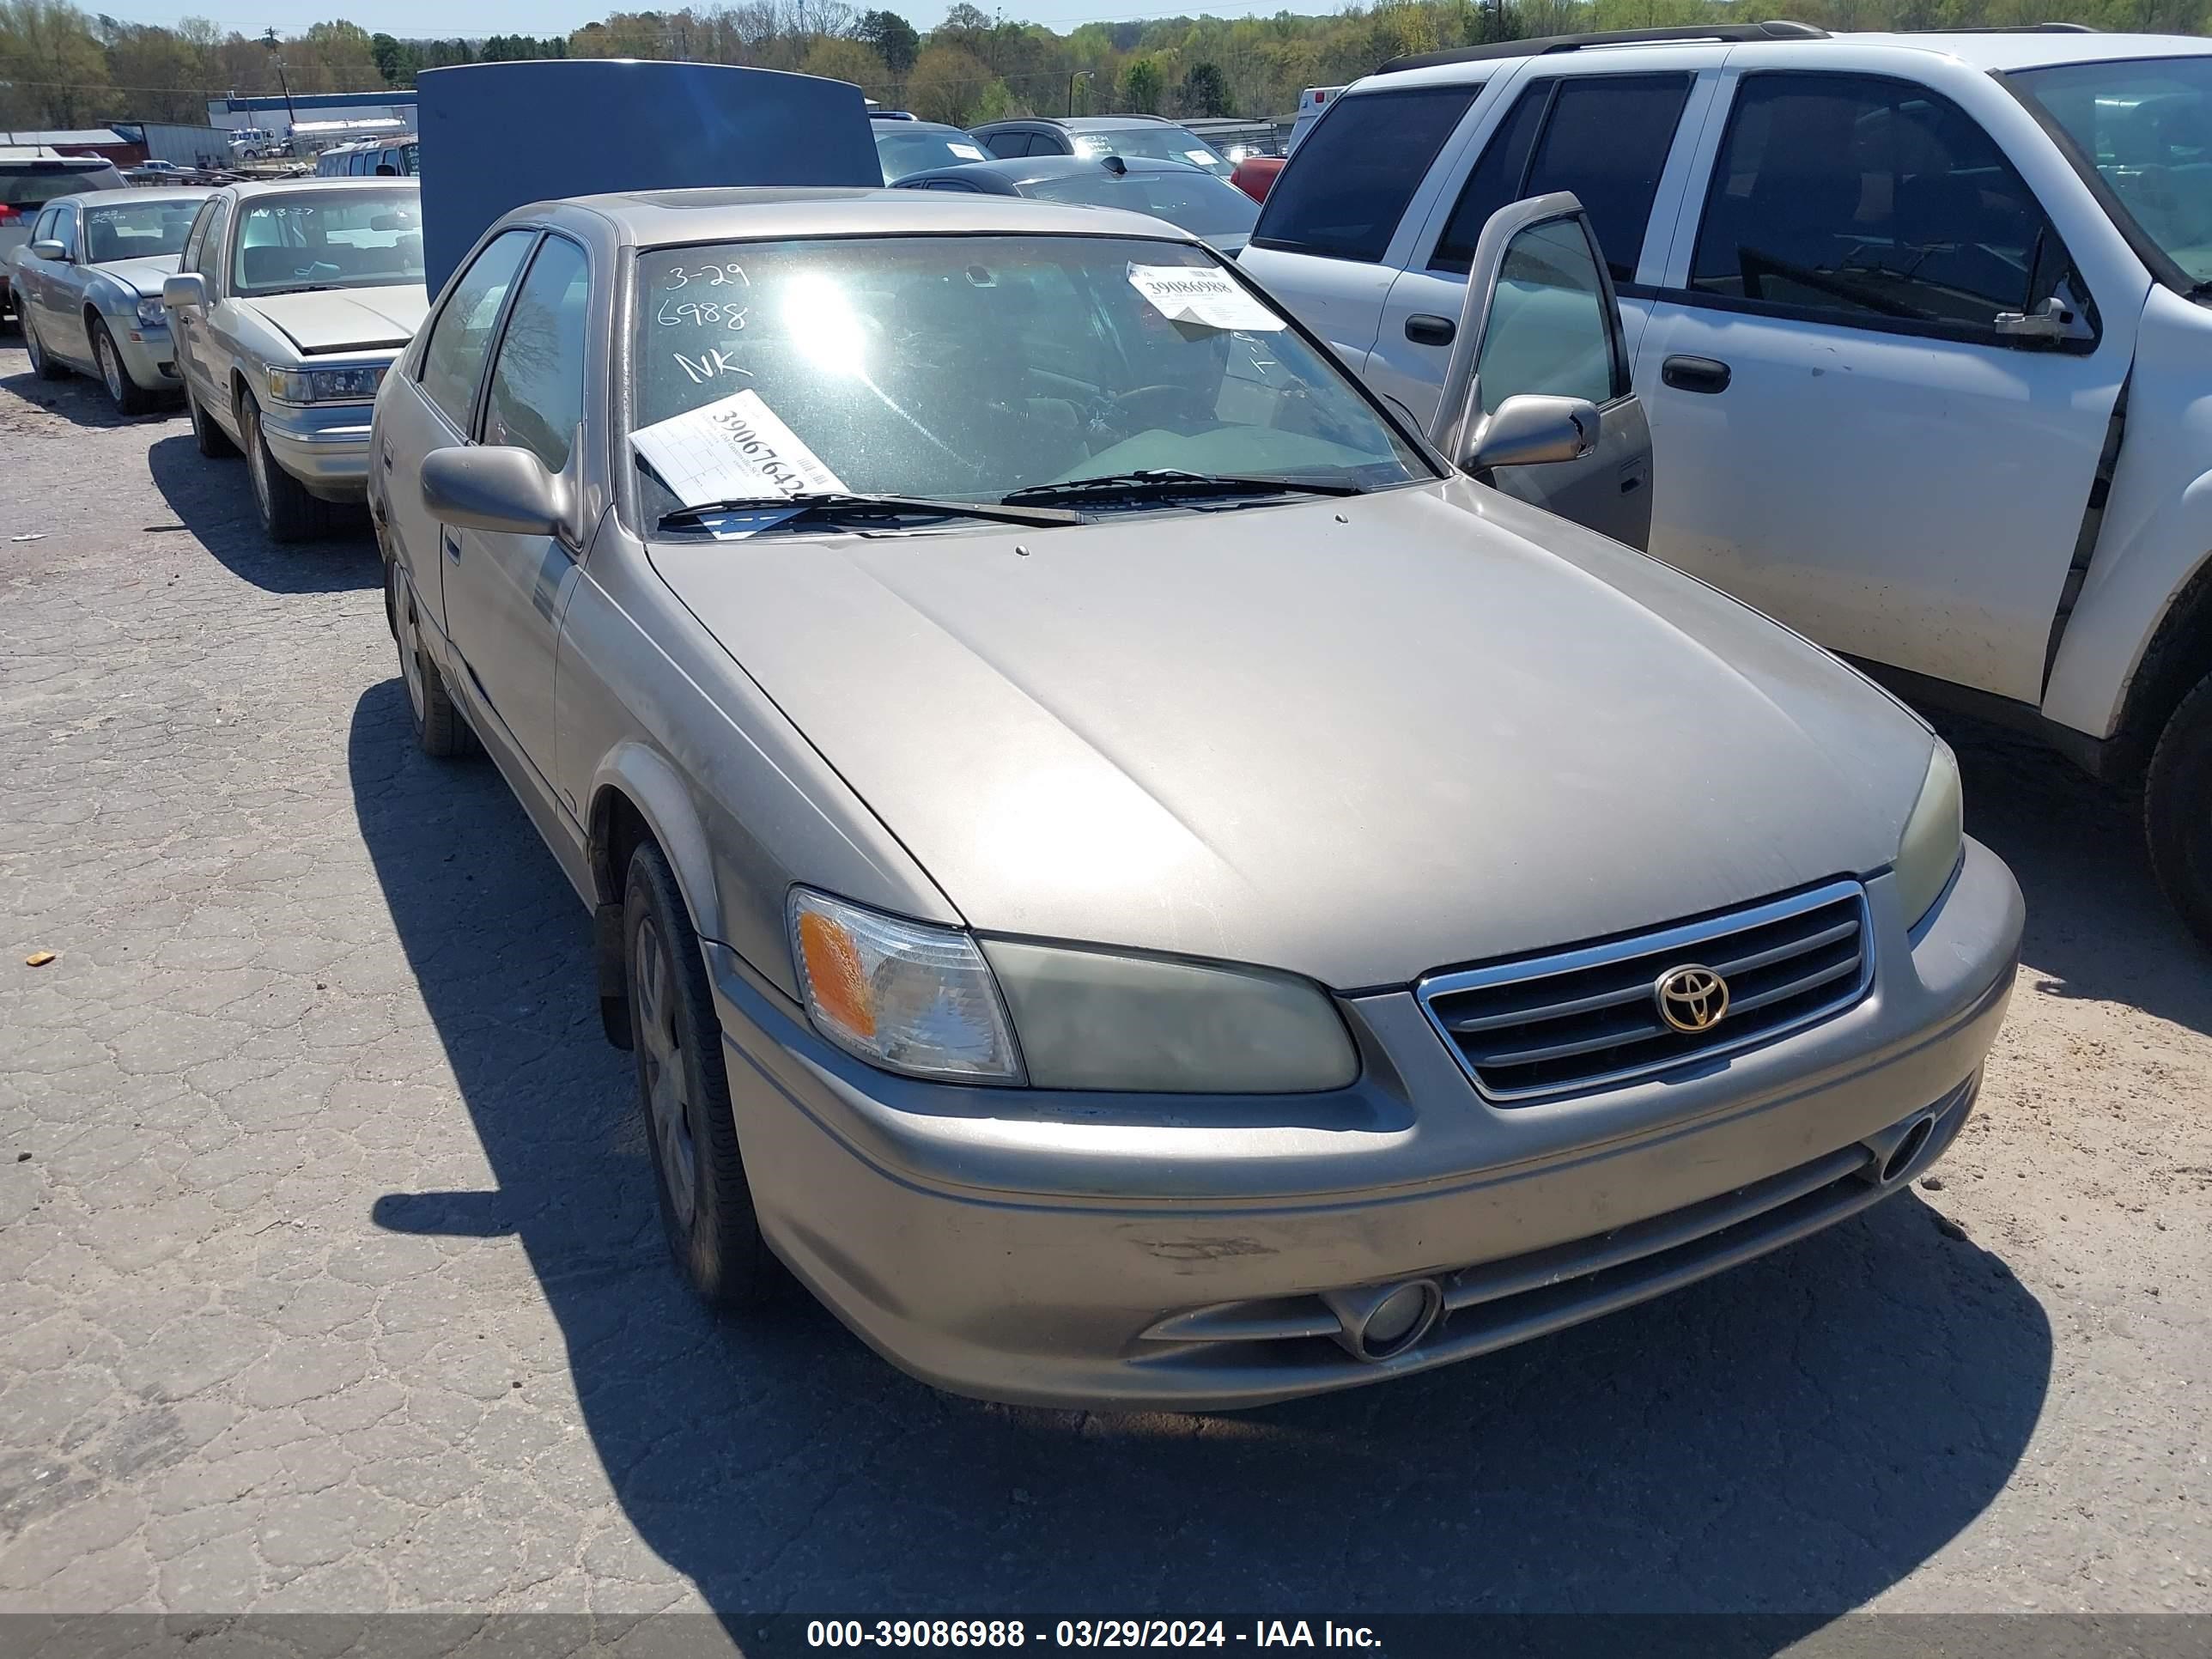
[0,338,2206,1627]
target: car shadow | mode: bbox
[0,341,177,429]
[1939,714,2212,1038]
[146,431,379,594]
[350,678,2051,1635]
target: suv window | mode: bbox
[1432,74,1693,280]
[1476,215,1621,413]
[483,234,591,475]
[1690,72,2060,335]
[417,228,536,430]
[1253,84,1481,264]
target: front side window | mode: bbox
[1021,170,1260,241]
[1434,74,1694,281]
[231,189,423,295]
[1691,73,2059,334]
[1475,216,1619,413]
[484,235,591,475]
[82,198,201,264]
[629,234,1430,525]
[416,228,536,430]
[982,131,1031,159]
[2011,55,2212,288]
[50,204,79,258]
[1253,86,1480,264]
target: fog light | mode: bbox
[1364,1284,1433,1352]
[1322,1278,1443,1362]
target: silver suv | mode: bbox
[0,151,127,321]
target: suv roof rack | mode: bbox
[1380,21,1826,75]
[1903,21,2099,29]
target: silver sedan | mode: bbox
[7,187,210,415]
[161,178,427,542]
[370,188,2022,1411]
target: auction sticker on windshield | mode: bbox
[631,388,848,507]
[1126,264,1284,332]
[950,143,986,160]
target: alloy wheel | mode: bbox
[396,589,427,726]
[634,914,697,1232]
[245,408,271,518]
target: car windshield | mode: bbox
[2,164,123,207]
[1021,169,1259,240]
[1070,127,1232,177]
[629,233,1428,526]
[875,125,987,181]
[2013,56,2212,285]
[83,199,199,261]
[231,189,423,295]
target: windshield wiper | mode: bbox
[1000,469,1366,507]
[657,492,1080,532]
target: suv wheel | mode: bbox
[240,392,333,543]
[22,311,67,381]
[91,319,155,416]
[624,840,774,1309]
[2145,669,2212,951]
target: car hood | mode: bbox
[238,285,428,354]
[100,253,184,297]
[648,481,1935,988]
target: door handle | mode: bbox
[1661,355,1731,394]
[380,445,394,472]
[443,530,462,563]
[1405,313,1455,347]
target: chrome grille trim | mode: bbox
[1417,879,1873,1103]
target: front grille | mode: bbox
[1418,879,1871,1102]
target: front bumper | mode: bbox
[115,322,177,391]
[710,841,2022,1411]
[258,402,374,501]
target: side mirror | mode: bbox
[29,240,69,262]
[1465,394,1600,471]
[161,272,210,311]
[422,445,574,539]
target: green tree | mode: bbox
[1119,53,1163,113]
[799,33,888,88]
[0,0,114,125]
[1181,58,1228,115]
[904,40,990,124]
[857,8,919,74]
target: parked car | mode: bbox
[368,185,2019,1410]
[125,160,197,183]
[0,150,129,322]
[870,117,988,182]
[161,178,428,542]
[1231,155,1285,203]
[313,138,419,179]
[891,153,1261,252]
[9,186,211,413]
[969,114,1235,179]
[1288,85,1346,152]
[1243,23,2212,947]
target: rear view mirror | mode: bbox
[161,272,209,310]
[422,445,574,539]
[1466,394,1599,471]
[29,240,68,262]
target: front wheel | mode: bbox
[91,319,156,416]
[2145,670,2212,951]
[625,840,774,1310]
[241,392,334,544]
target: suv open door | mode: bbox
[1426,191,1653,550]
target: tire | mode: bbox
[240,392,334,543]
[21,311,68,381]
[185,379,239,458]
[2144,669,2212,951]
[624,840,774,1310]
[391,561,475,759]
[90,318,156,416]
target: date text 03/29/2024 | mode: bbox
[805,1622,1382,1650]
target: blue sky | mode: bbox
[94,0,1348,40]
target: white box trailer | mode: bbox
[114,122,234,168]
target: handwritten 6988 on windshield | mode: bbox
[657,262,750,329]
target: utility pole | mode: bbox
[264,35,300,148]
[1068,67,1093,115]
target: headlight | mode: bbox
[1894,740,1964,929]
[266,365,386,404]
[789,890,1022,1084]
[134,296,166,328]
[982,940,1358,1094]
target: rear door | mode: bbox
[1632,63,2135,703]
[1239,82,1486,374]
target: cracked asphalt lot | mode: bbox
[1,341,2208,1629]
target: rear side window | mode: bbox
[982,130,1030,159]
[416,228,536,430]
[1253,84,1480,264]
[1432,74,1693,279]
[1690,72,2060,334]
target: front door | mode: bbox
[441,232,592,791]
[171,195,229,404]
[1634,70,2133,704]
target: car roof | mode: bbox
[1360,26,2212,89]
[46,186,212,208]
[873,119,974,137]
[527,185,1200,249]
[905,154,1218,189]
[217,176,422,198]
